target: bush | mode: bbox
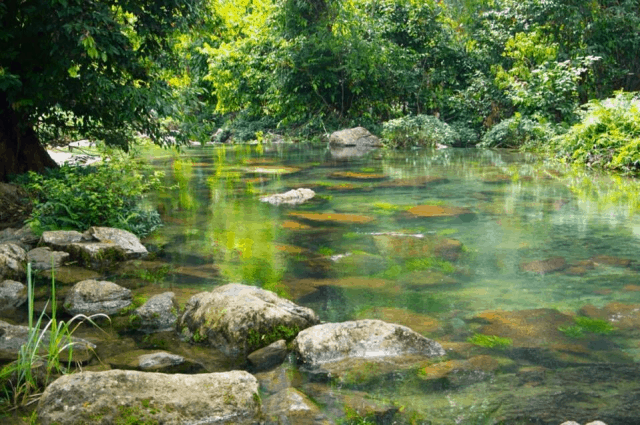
[381,115,460,148]
[13,154,163,237]
[479,114,559,148]
[552,91,640,173]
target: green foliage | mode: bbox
[479,114,560,148]
[405,257,456,275]
[0,264,107,409]
[559,316,615,339]
[246,324,300,352]
[339,405,377,425]
[13,154,163,237]
[467,333,512,349]
[552,92,640,173]
[0,0,204,149]
[382,115,460,148]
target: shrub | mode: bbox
[13,153,163,237]
[382,115,460,148]
[552,91,640,173]
[479,113,559,148]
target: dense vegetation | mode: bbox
[1,0,639,179]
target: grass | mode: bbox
[0,263,108,410]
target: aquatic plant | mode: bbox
[558,316,615,338]
[467,333,513,349]
[405,257,456,275]
[0,264,108,409]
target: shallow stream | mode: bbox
[140,144,640,424]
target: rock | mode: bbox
[520,256,567,274]
[560,421,582,425]
[373,233,463,262]
[419,355,501,388]
[64,279,132,316]
[178,283,320,359]
[293,320,445,378]
[585,422,608,425]
[261,188,316,206]
[329,127,382,148]
[328,171,388,181]
[590,255,632,268]
[106,349,206,374]
[40,230,85,251]
[355,307,441,334]
[0,242,26,281]
[85,226,148,258]
[288,212,375,225]
[331,252,389,276]
[254,365,303,396]
[0,225,39,251]
[377,176,449,188]
[0,280,27,311]
[40,227,147,270]
[26,247,70,270]
[578,303,640,335]
[36,370,262,425]
[248,339,289,372]
[133,292,179,333]
[405,205,475,219]
[263,388,334,425]
[0,319,95,363]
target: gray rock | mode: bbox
[0,319,95,363]
[0,225,39,251]
[254,365,302,396]
[85,226,148,258]
[37,370,262,425]
[585,422,608,425]
[40,230,85,251]
[65,241,127,269]
[0,280,27,311]
[134,292,179,333]
[560,422,581,425]
[329,127,382,148]
[27,247,70,270]
[178,283,319,359]
[330,146,377,160]
[293,320,444,379]
[64,279,132,316]
[263,388,334,425]
[260,188,315,206]
[248,339,288,372]
[0,243,26,281]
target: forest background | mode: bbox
[1,0,640,180]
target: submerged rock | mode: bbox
[133,292,180,333]
[37,370,261,425]
[178,283,319,359]
[293,319,445,379]
[248,339,289,372]
[261,188,316,206]
[105,349,206,374]
[0,280,27,311]
[263,388,334,425]
[288,212,375,225]
[0,242,26,281]
[64,279,132,316]
[27,247,70,270]
[520,257,567,274]
[329,127,382,148]
[405,205,475,219]
[373,233,463,262]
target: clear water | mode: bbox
[142,144,640,423]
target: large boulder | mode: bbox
[64,279,132,316]
[293,320,445,379]
[40,230,85,251]
[85,226,148,258]
[0,280,27,312]
[133,292,180,333]
[260,188,316,206]
[26,247,70,270]
[0,242,26,281]
[178,283,320,359]
[37,370,262,425]
[329,127,382,148]
[0,319,95,363]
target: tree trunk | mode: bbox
[0,95,58,182]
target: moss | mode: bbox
[559,316,615,338]
[467,333,513,349]
[114,404,159,425]
[246,324,300,352]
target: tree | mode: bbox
[0,0,201,181]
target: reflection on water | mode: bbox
[144,144,640,423]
